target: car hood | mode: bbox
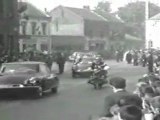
[77,63,91,70]
[0,73,37,85]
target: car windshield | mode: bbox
[82,57,95,63]
[1,64,39,73]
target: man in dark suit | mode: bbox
[101,77,142,117]
[118,105,142,120]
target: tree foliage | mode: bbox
[117,1,160,38]
[117,1,160,25]
[94,1,111,13]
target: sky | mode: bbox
[27,0,129,12]
[27,0,160,12]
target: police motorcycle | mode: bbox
[88,62,110,89]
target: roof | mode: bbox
[55,6,106,21]
[150,13,160,20]
[3,61,45,65]
[94,11,123,22]
[125,34,142,41]
[19,2,50,18]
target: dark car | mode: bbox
[0,61,59,98]
[72,57,97,78]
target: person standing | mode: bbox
[115,51,120,62]
[148,51,154,73]
[133,51,138,66]
[142,52,147,67]
[56,52,66,74]
[126,51,132,64]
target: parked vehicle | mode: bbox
[0,61,59,98]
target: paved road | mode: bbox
[0,61,146,120]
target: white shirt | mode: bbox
[114,89,125,93]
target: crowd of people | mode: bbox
[100,74,160,120]
[0,51,67,74]
[116,49,160,74]
[99,49,160,120]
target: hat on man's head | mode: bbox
[151,96,160,108]
[119,105,142,120]
[118,95,142,108]
[109,77,126,89]
[144,86,155,94]
[152,81,160,88]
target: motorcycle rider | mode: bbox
[88,57,109,88]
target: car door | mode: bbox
[39,64,54,90]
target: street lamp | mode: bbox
[145,0,150,49]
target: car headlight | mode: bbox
[24,77,37,85]
[47,74,55,79]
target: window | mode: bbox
[42,22,47,35]
[61,8,64,17]
[23,44,26,51]
[21,21,27,35]
[31,22,37,35]
[41,44,48,51]
[32,44,36,49]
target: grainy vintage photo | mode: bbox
[0,0,160,120]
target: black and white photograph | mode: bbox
[0,0,160,120]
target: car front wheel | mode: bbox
[35,86,43,98]
[51,87,58,93]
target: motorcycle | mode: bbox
[88,64,110,89]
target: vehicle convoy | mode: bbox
[68,52,100,62]
[0,61,59,98]
[88,64,110,89]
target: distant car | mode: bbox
[72,57,96,78]
[68,52,92,62]
[0,61,59,98]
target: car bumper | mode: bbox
[73,70,93,77]
[0,85,40,96]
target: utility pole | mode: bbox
[145,0,149,48]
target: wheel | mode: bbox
[98,83,103,89]
[94,84,97,89]
[94,83,100,89]
[72,71,77,78]
[51,87,58,93]
[35,86,43,98]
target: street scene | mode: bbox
[1,0,160,120]
[0,60,146,120]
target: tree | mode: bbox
[94,1,111,13]
[118,1,160,24]
[117,1,160,38]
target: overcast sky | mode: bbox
[27,0,160,12]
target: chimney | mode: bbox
[44,8,47,13]
[83,5,90,10]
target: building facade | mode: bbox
[146,13,160,49]
[0,0,19,56]
[19,2,51,53]
[49,6,109,51]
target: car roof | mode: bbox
[2,61,45,65]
